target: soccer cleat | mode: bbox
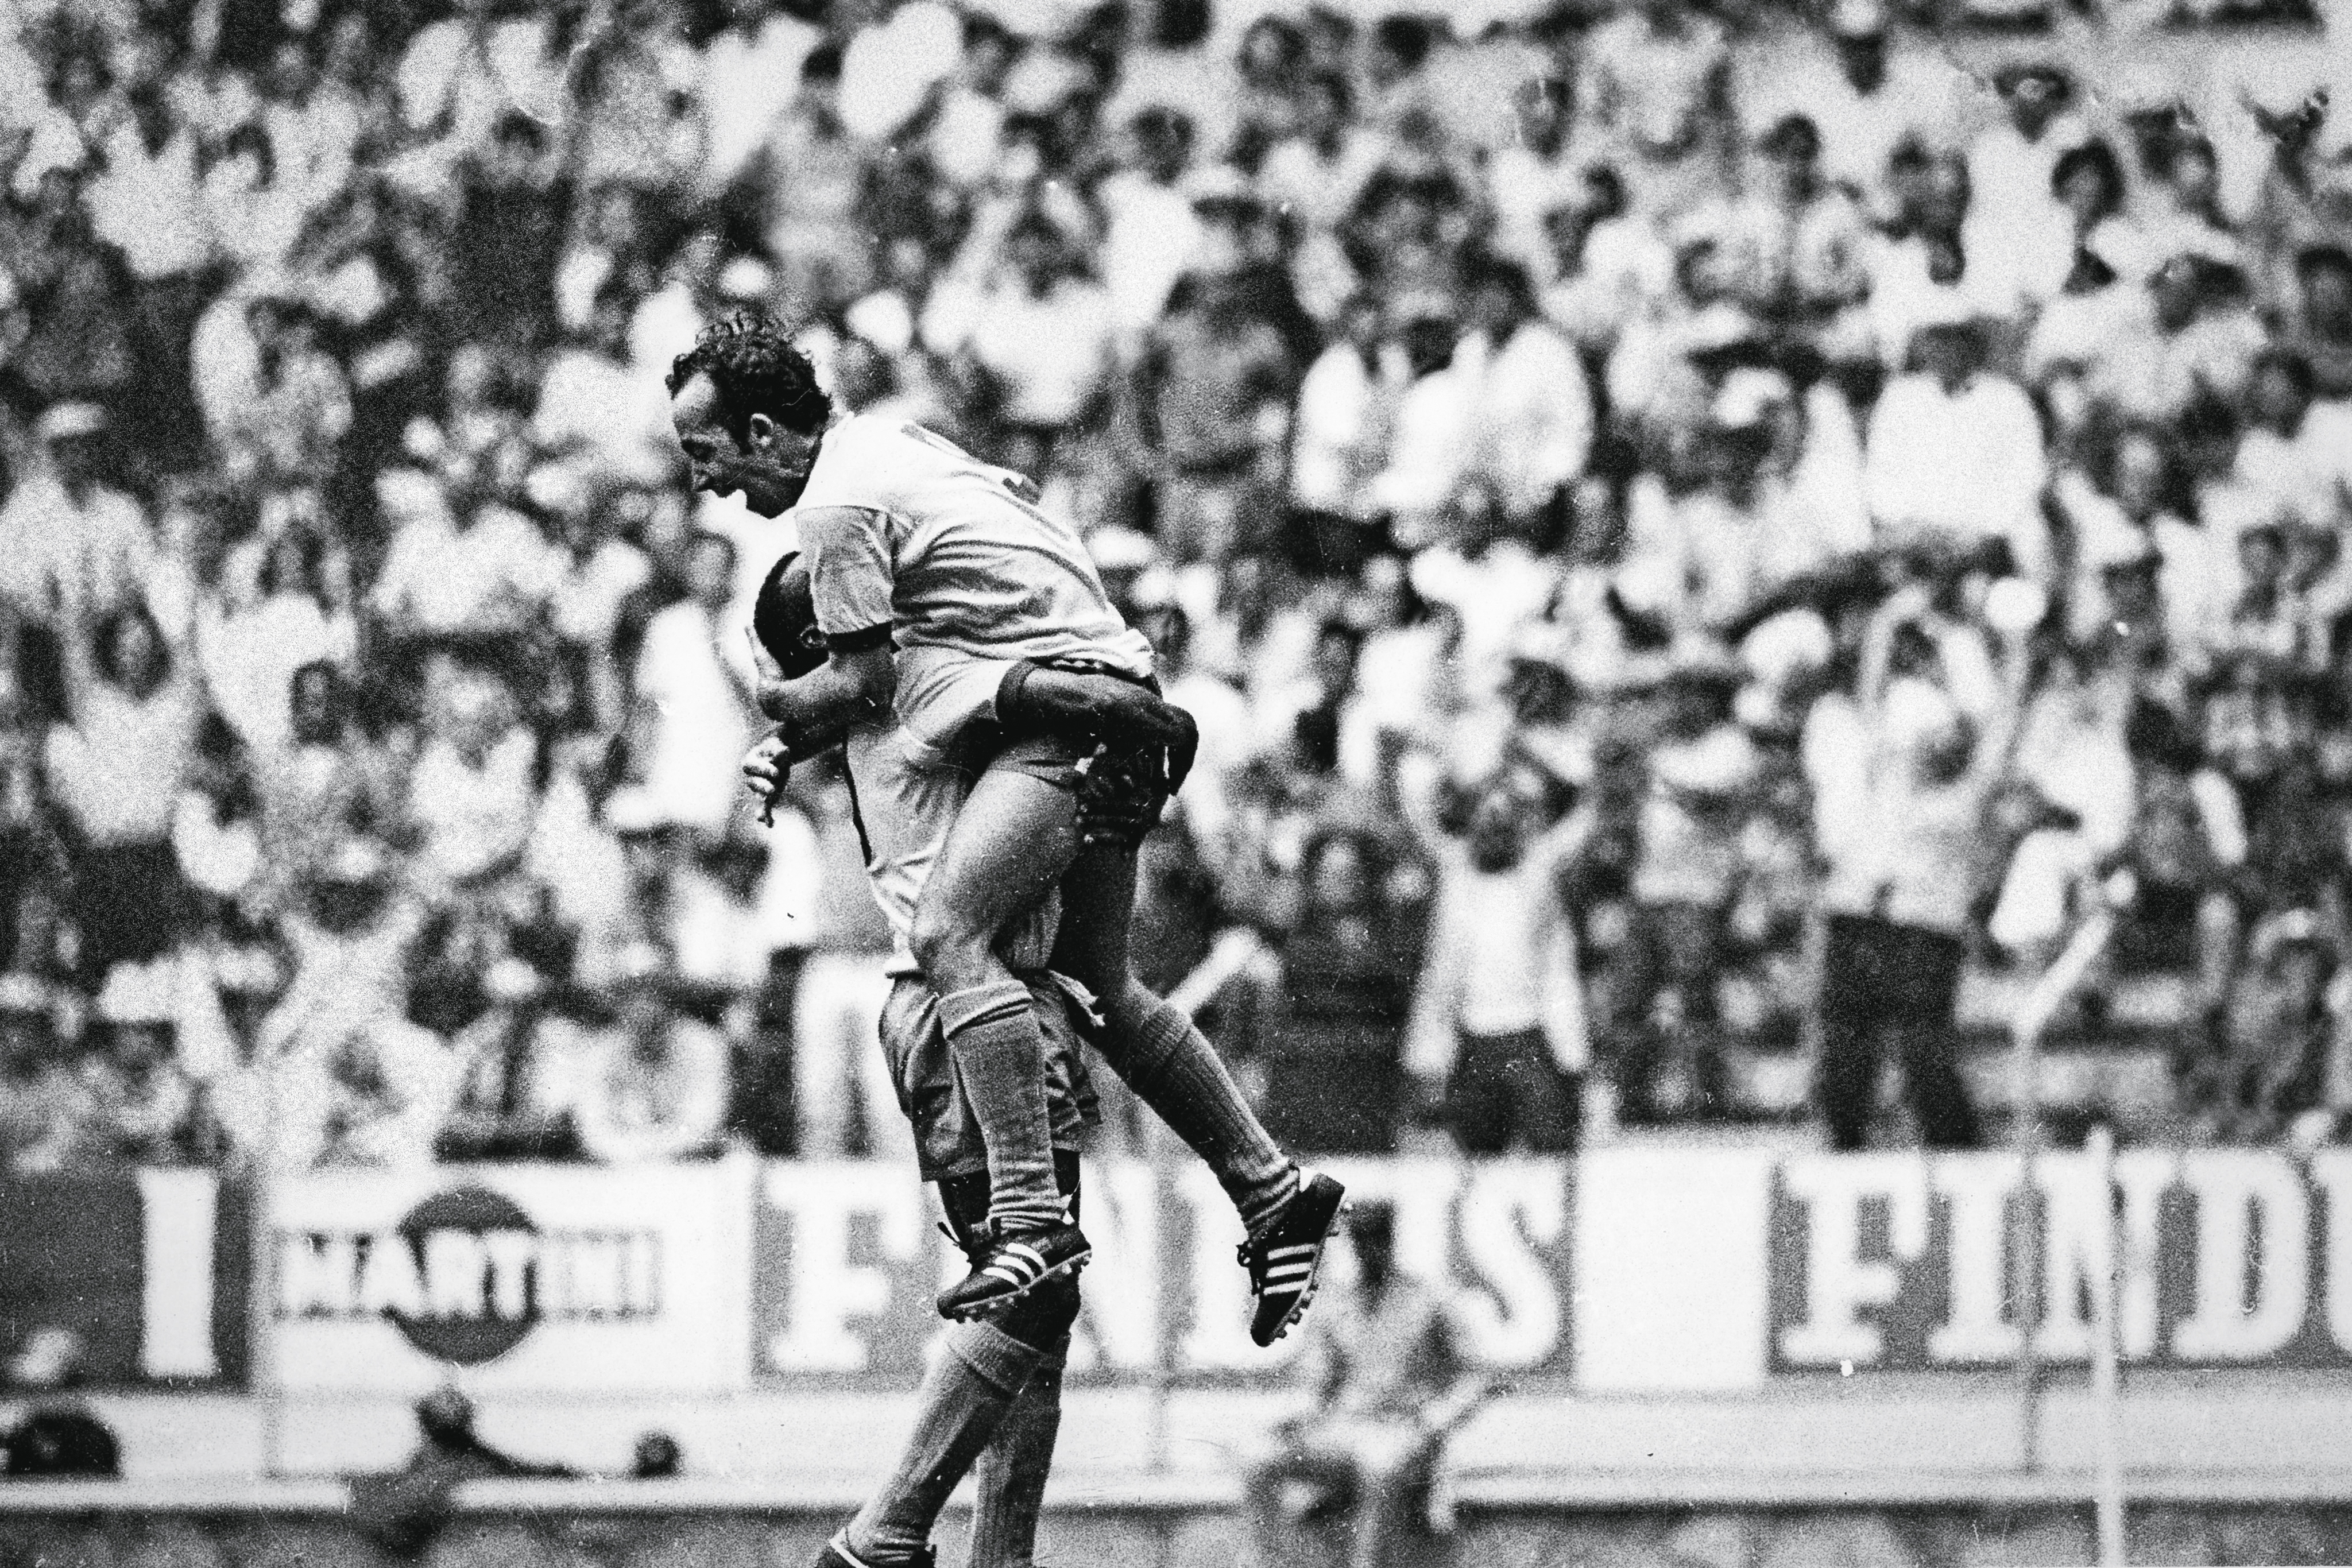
[812,1535,934,1568]
[935,1220,1092,1322]
[1239,1171,1348,1347]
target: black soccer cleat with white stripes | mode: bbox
[813,1534,934,1568]
[1240,1171,1348,1347]
[935,1219,1092,1322]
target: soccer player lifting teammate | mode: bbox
[668,313,1345,1344]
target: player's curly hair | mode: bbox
[666,312,833,440]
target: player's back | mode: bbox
[795,414,1153,676]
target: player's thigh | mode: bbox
[915,762,1082,949]
[1049,839,1138,998]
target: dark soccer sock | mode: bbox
[966,1334,1067,1568]
[848,1320,1045,1565]
[940,981,1067,1234]
[1102,986,1297,1235]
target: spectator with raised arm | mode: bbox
[1811,580,2035,1151]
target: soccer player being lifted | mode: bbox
[670,314,1345,1345]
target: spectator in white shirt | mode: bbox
[0,405,154,628]
[1864,300,2051,581]
[1459,255,1594,539]
[407,653,538,896]
[1813,583,2029,1150]
[1258,71,1388,245]
[369,458,562,642]
[1290,293,1402,543]
[632,531,757,835]
[1488,77,1593,289]
[1406,764,1587,1153]
[1365,295,1473,549]
[1964,63,2088,260]
[47,576,204,981]
[926,207,1116,465]
[1097,106,1202,347]
[574,944,729,1163]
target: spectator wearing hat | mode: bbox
[1457,254,1594,545]
[0,403,153,629]
[439,955,591,1160]
[574,943,729,1163]
[1601,642,1759,1122]
[85,964,197,1166]
[1967,64,2087,256]
[1864,295,2051,582]
[1129,250,1299,566]
[0,974,98,1176]
[1812,583,2032,1152]
[1577,0,1736,222]
[2087,248,2268,428]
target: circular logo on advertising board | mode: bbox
[386,1186,538,1365]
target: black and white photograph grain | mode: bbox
[0,0,2349,1562]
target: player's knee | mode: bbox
[908,895,992,986]
[996,1274,1080,1349]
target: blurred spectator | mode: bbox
[632,529,757,834]
[0,974,94,1176]
[1407,765,1587,1153]
[1132,256,1297,566]
[438,955,589,1160]
[0,404,152,627]
[46,576,203,981]
[1223,824,1419,1155]
[1242,1201,1487,1568]
[1812,584,2030,1151]
[574,944,728,1163]
[1604,651,1760,1122]
[86,963,197,1165]
[353,1385,572,1557]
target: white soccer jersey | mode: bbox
[794,413,1154,677]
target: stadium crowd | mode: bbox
[2,0,2351,1177]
